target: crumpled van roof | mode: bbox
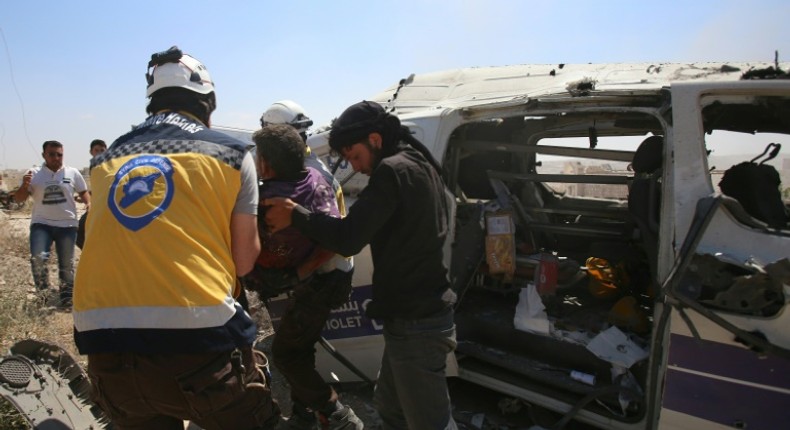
[369,61,787,115]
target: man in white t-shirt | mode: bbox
[15,140,90,308]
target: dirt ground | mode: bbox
[0,206,590,430]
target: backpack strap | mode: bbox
[750,142,781,165]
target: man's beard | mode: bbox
[364,141,383,172]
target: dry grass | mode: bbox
[0,211,80,359]
[0,208,79,430]
[0,401,28,430]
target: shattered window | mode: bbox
[702,95,790,203]
[705,130,790,202]
[701,95,790,230]
[535,136,643,200]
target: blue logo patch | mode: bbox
[109,155,175,231]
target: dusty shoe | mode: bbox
[277,407,318,430]
[30,288,56,309]
[276,414,318,430]
[59,285,73,308]
[57,293,73,311]
[318,406,364,430]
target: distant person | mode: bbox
[244,124,361,430]
[76,139,107,248]
[72,46,281,429]
[14,140,90,308]
[89,139,107,158]
[264,101,458,430]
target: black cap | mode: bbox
[329,101,398,152]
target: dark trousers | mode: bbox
[87,348,280,430]
[374,307,458,430]
[29,223,76,298]
[271,269,353,410]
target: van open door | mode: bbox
[655,80,790,429]
[658,196,790,429]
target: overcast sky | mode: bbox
[1,0,788,171]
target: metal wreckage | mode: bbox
[0,340,110,429]
[4,57,790,430]
[297,57,790,430]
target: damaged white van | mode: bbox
[269,60,790,430]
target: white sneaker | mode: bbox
[319,406,363,430]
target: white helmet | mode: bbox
[261,100,314,133]
[145,46,214,97]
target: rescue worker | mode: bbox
[264,101,458,430]
[73,46,281,430]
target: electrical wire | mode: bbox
[0,123,5,170]
[0,27,38,158]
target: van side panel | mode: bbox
[662,331,790,429]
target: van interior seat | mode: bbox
[627,135,664,278]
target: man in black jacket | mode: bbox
[264,101,458,430]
